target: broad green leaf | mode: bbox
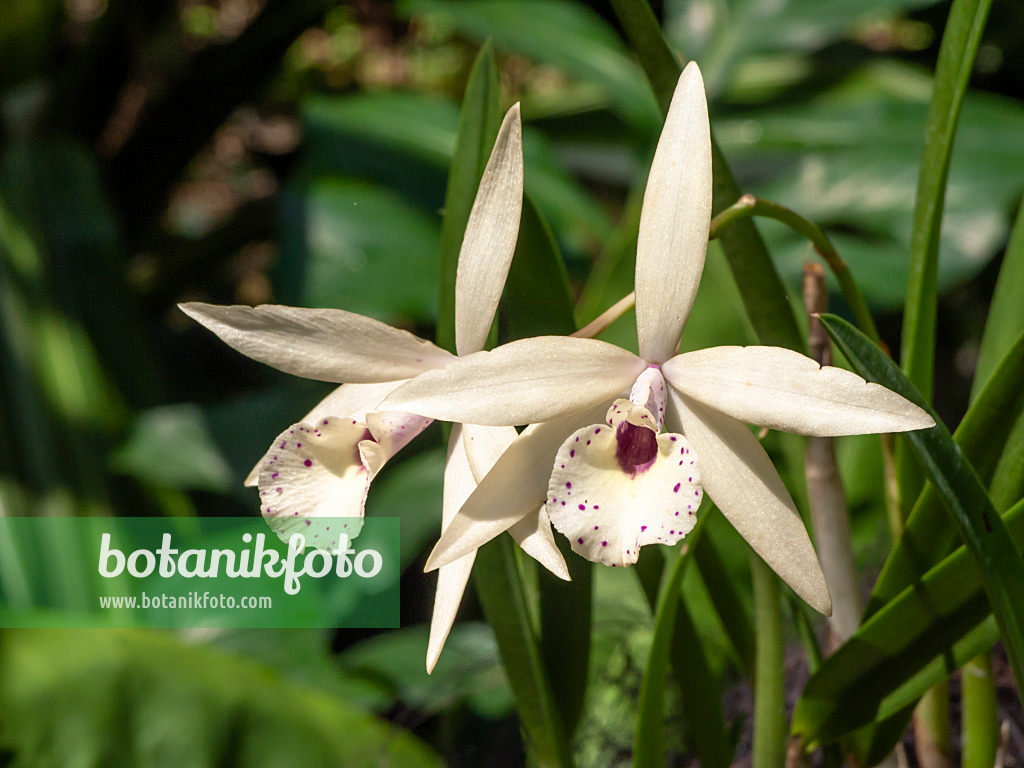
[278,178,441,323]
[717,63,1024,309]
[791,496,1024,745]
[820,313,1024,692]
[111,405,233,492]
[338,623,513,719]
[0,628,441,767]
[401,0,662,132]
[299,92,612,251]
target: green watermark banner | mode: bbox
[0,516,399,629]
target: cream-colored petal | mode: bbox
[463,423,569,579]
[663,346,935,437]
[427,425,477,673]
[424,401,614,571]
[245,381,403,486]
[258,418,372,549]
[456,105,523,356]
[179,303,452,383]
[509,506,570,581]
[635,62,713,364]
[546,424,701,567]
[382,337,645,426]
[666,387,832,615]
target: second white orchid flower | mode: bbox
[180,104,567,670]
[382,63,934,615]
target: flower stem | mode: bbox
[751,555,787,768]
[710,195,880,345]
[571,291,635,339]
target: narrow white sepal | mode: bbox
[663,346,936,436]
[456,104,524,357]
[382,337,645,426]
[635,62,713,364]
[427,425,477,673]
[666,387,832,615]
[179,303,452,383]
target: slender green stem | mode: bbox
[751,555,786,768]
[710,195,880,344]
[962,654,1000,768]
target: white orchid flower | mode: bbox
[381,63,934,615]
[180,104,568,670]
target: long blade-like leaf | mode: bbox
[820,314,1024,692]
[792,496,1024,744]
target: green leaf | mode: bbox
[473,537,574,768]
[716,63,1024,310]
[278,178,441,324]
[634,549,690,768]
[401,0,661,132]
[865,328,1024,616]
[898,0,993,519]
[111,405,233,492]
[634,529,733,768]
[973,197,1024,398]
[791,496,1024,745]
[819,313,1024,693]
[0,628,441,767]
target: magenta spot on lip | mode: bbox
[561,501,566,506]
[565,482,572,489]
[669,436,677,441]
[641,525,647,531]
[577,538,583,544]
[570,449,575,458]
[602,541,607,546]
[578,504,585,510]
[695,490,699,496]
[276,487,282,492]
[304,459,313,467]
[587,440,591,445]
[296,443,302,448]
[594,505,599,510]
[594,428,601,434]
[688,476,692,482]
[279,442,286,449]
[323,419,329,424]
[271,472,279,479]
[673,483,681,492]
[594,525,599,530]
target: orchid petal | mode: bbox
[509,506,570,581]
[427,425,477,673]
[663,346,935,436]
[424,401,613,571]
[366,410,433,458]
[546,423,701,567]
[244,381,403,486]
[635,62,713,364]
[383,337,644,426]
[666,388,832,615]
[258,418,374,549]
[456,104,524,356]
[463,423,569,580]
[179,303,452,383]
